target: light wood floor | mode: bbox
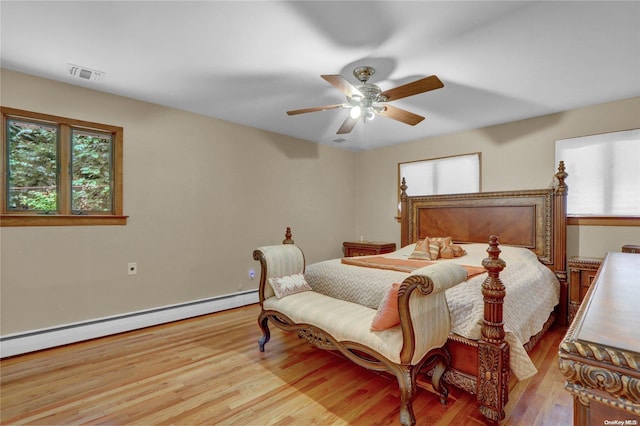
[1,304,572,425]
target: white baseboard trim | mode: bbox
[0,289,259,358]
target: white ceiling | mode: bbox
[1,1,639,151]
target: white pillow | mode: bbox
[268,273,312,298]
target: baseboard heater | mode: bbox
[0,289,259,358]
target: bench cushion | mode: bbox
[263,290,453,365]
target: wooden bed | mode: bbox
[399,161,568,421]
[258,162,568,423]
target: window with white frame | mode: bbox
[555,129,639,219]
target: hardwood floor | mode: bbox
[1,304,572,425]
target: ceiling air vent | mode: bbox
[67,63,104,82]
[333,138,347,144]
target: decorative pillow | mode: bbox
[408,238,431,260]
[426,237,453,260]
[451,244,467,257]
[427,239,442,260]
[428,236,452,247]
[439,244,454,259]
[268,273,312,299]
[371,283,401,331]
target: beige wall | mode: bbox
[355,96,640,258]
[1,68,638,335]
[0,69,357,334]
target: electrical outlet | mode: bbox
[128,262,137,275]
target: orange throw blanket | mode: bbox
[341,256,487,279]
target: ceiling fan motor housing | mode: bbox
[353,66,375,83]
[349,83,383,107]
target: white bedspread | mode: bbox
[304,243,560,380]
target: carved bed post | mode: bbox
[478,236,510,422]
[283,226,294,244]
[554,161,569,325]
[400,177,410,248]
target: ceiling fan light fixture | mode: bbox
[365,109,376,121]
[350,105,362,119]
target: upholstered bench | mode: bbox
[253,242,468,426]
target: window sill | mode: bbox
[1,214,128,227]
[567,216,640,226]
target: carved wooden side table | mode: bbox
[343,241,396,257]
[568,256,603,324]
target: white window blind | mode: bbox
[555,129,640,216]
[399,153,480,196]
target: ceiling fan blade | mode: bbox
[378,105,425,126]
[379,75,444,102]
[287,104,346,115]
[337,115,359,134]
[321,75,363,98]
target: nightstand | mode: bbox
[622,244,640,254]
[567,256,603,323]
[343,241,396,257]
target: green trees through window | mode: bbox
[2,107,125,226]
[7,119,58,211]
[71,129,113,212]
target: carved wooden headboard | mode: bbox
[404,188,557,262]
[399,162,569,322]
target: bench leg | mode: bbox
[431,355,449,405]
[258,313,270,352]
[420,347,451,406]
[395,366,417,426]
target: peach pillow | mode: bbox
[410,237,461,260]
[427,239,442,260]
[440,244,454,259]
[408,238,431,260]
[428,236,452,246]
[425,237,453,260]
[371,283,401,331]
[451,244,467,257]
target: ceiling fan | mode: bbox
[287,66,444,134]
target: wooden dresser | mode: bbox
[343,241,396,257]
[559,252,640,425]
